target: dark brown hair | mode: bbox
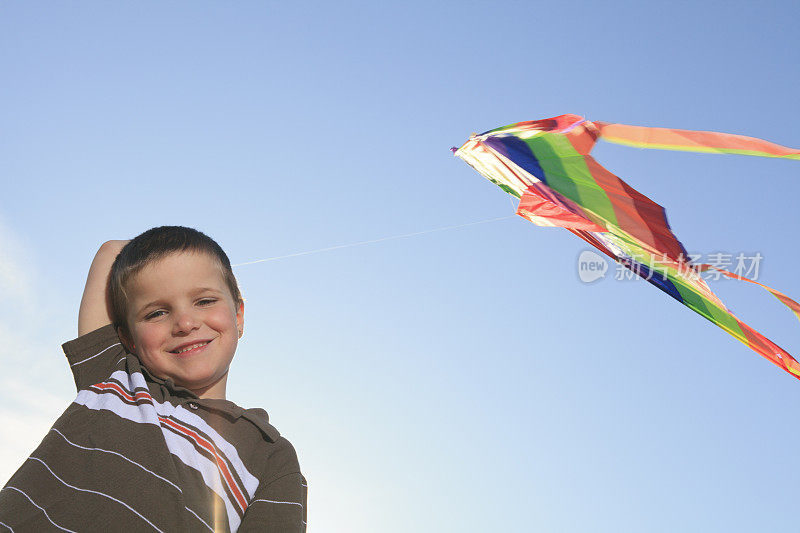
[109,226,243,338]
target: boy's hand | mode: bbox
[78,240,129,336]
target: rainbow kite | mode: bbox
[453,114,800,379]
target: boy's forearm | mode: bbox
[77,240,129,336]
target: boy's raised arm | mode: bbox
[78,240,129,336]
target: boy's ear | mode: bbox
[236,300,245,339]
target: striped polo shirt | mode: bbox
[0,324,307,532]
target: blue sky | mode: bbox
[2,2,799,531]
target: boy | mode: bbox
[0,226,307,532]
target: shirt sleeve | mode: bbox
[238,439,307,533]
[238,472,307,533]
[61,323,127,391]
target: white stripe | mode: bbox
[70,342,121,367]
[27,457,164,532]
[0,520,14,532]
[50,428,181,493]
[251,498,307,525]
[1,486,76,532]
[184,507,214,532]
[75,381,159,425]
[251,498,304,507]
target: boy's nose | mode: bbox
[173,310,201,334]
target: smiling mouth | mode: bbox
[170,340,211,355]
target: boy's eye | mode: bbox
[142,298,216,320]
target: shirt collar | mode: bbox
[138,361,279,442]
[193,400,280,442]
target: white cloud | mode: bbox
[0,219,37,316]
[0,218,75,484]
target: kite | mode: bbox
[453,114,800,379]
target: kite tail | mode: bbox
[735,321,800,378]
[595,122,800,160]
[694,264,800,323]
[571,228,800,379]
[693,264,800,378]
[632,256,800,379]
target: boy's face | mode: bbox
[121,250,244,399]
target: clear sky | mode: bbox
[2,2,799,531]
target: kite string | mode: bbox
[232,215,516,267]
